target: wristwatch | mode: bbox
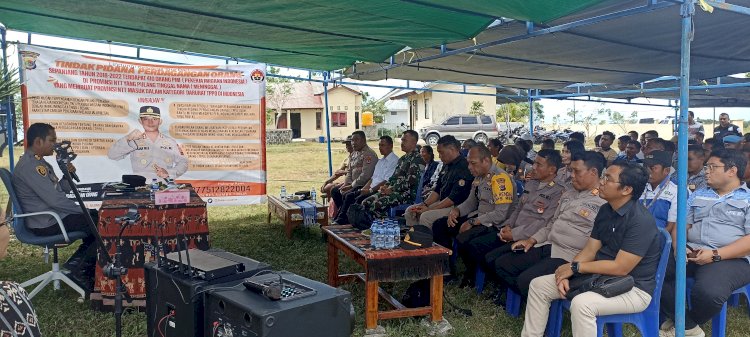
[468,218,476,226]
[712,249,722,262]
[571,261,580,275]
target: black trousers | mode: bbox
[456,226,507,282]
[30,209,98,269]
[431,215,469,250]
[334,188,375,224]
[490,244,567,296]
[660,255,750,329]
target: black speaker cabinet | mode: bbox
[205,271,354,337]
[145,249,269,337]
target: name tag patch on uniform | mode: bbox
[36,165,47,176]
[491,174,514,204]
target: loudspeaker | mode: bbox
[205,271,354,337]
[145,249,269,337]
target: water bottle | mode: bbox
[392,221,401,248]
[375,220,385,249]
[310,187,317,203]
[150,178,159,201]
[384,222,394,249]
[370,219,379,249]
[280,185,287,200]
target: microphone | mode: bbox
[243,278,282,301]
[54,141,80,182]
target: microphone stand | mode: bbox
[54,143,132,337]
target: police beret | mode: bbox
[139,106,161,118]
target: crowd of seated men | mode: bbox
[324,112,750,337]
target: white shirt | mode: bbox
[369,152,400,188]
[639,179,679,229]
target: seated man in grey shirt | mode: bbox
[660,149,750,337]
[12,123,98,290]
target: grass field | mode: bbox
[1,142,749,337]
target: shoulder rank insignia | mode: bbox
[36,165,47,176]
[591,188,599,196]
[548,181,555,187]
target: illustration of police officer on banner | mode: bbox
[108,106,188,181]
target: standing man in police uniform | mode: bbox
[442,144,518,287]
[13,123,98,289]
[108,106,188,181]
[361,130,424,218]
[405,135,473,228]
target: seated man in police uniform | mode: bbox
[108,106,188,181]
[492,151,605,300]
[13,123,98,289]
[660,149,750,337]
[450,145,521,288]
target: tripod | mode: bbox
[54,141,133,337]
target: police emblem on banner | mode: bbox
[250,69,265,83]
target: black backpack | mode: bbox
[347,203,373,230]
[401,279,431,308]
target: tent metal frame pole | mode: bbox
[528,89,534,135]
[558,97,676,108]
[531,81,750,99]
[0,24,14,170]
[348,0,677,78]
[323,71,333,176]
[675,1,695,336]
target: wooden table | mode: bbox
[91,188,210,310]
[267,195,328,239]
[322,225,451,331]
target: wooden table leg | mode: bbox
[365,279,380,330]
[284,220,293,239]
[430,274,444,322]
[266,209,271,225]
[327,241,339,287]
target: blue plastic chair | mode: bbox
[686,278,750,337]
[546,229,671,337]
[0,168,89,299]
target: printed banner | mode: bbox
[19,45,267,205]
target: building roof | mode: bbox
[282,82,323,109]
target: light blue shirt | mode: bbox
[370,152,399,188]
[639,179,678,229]
[687,183,750,261]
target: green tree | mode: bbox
[266,66,293,126]
[469,100,485,116]
[362,93,389,123]
[609,110,627,133]
[566,108,579,124]
[495,102,544,123]
[628,111,638,124]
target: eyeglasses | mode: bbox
[600,173,621,184]
[704,164,726,172]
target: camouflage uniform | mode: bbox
[362,150,425,218]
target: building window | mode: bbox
[337,106,341,110]
[332,112,347,127]
[391,111,398,116]
[411,100,418,121]
[316,111,322,130]
[355,105,360,110]
[344,106,348,110]
[329,106,333,111]
[424,98,430,119]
